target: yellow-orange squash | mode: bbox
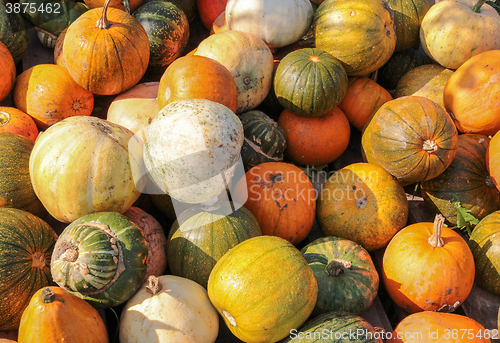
[18,287,108,343]
[382,215,475,314]
[13,64,94,129]
[62,0,150,95]
[317,162,409,252]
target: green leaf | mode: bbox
[486,1,500,15]
[450,194,478,237]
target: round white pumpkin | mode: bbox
[143,99,244,204]
[194,30,275,114]
[225,0,314,48]
[29,116,143,223]
[119,275,219,343]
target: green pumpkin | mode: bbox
[0,132,46,218]
[301,236,379,316]
[20,0,88,37]
[421,134,500,226]
[279,311,383,343]
[469,210,500,296]
[0,208,57,331]
[274,48,348,117]
[167,201,262,288]
[0,0,29,63]
[133,0,190,75]
[377,44,435,91]
[50,211,148,308]
[385,0,430,52]
[239,110,287,171]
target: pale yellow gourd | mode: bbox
[225,0,314,48]
[420,0,500,69]
[29,116,144,223]
[119,275,219,343]
[194,31,275,114]
[106,82,160,140]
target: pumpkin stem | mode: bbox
[201,196,221,211]
[302,253,352,276]
[485,175,496,188]
[325,259,352,276]
[471,0,487,12]
[96,0,112,29]
[0,111,9,127]
[41,288,56,303]
[428,214,445,248]
[61,247,79,262]
[146,275,162,295]
[422,139,439,153]
[121,0,130,13]
[31,251,47,269]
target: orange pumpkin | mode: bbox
[13,64,94,130]
[107,81,160,137]
[382,215,475,314]
[278,107,350,166]
[338,76,393,131]
[18,287,108,343]
[62,0,150,95]
[443,49,500,135]
[0,42,16,104]
[387,311,491,343]
[0,107,38,142]
[233,162,316,245]
[83,0,142,13]
[157,55,238,113]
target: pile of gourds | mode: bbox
[1,0,500,341]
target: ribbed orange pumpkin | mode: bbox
[382,215,475,314]
[233,162,316,245]
[338,76,393,131]
[62,0,150,95]
[157,55,238,113]
[0,107,38,142]
[362,96,458,185]
[13,64,94,130]
[278,107,350,166]
[0,41,15,104]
